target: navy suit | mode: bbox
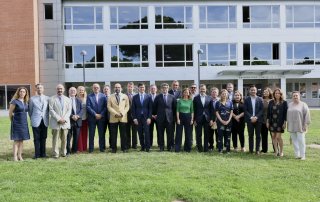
[67,97,83,154]
[104,95,111,149]
[168,89,181,99]
[149,94,158,147]
[86,92,107,152]
[193,94,211,152]
[131,93,152,151]
[244,96,264,152]
[126,93,138,149]
[153,93,176,151]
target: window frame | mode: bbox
[44,43,54,60]
[44,3,54,20]
[242,5,280,28]
[286,5,320,28]
[64,45,104,69]
[199,5,237,28]
[155,6,193,29]
[110,44,149,68]
[110,6,148,29]
[199,43,237,66]
[155,44,193,67]
[243,43,280,65]
[286,42,320,65]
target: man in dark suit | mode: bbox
[227,83,235,101]
[103,84,111,149]
[168,80,181,99]
[209,87,219,151]
[153,83,176,151]
[67,87,83,155]
[193,84,211,152]
[132,83,153,152]
[244,85,264,154]
[86,83,107,153]
[126,82,138,149]
[149,84,158,147]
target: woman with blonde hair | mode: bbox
[266,88,287,157]
[287,91,311,160]
[8,87,30,161]
[261,87,273,153]
[175,88,194,152]
[77,86,88,152]
[215,89,233,153]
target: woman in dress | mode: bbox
[8,87,30,161]
[267,88,288,157]
[77,86,88,152]
[261,87,273,153]
[231,90,245,152]
[215,89,233,153]
[287,91,311,160]
[175,88,194,152]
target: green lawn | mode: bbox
[0,111,319,201]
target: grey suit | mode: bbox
[29,95,49,158]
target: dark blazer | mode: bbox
[86,92,107,122]
[209,99,219,122]
[131,93,152,120]
[153,93,176,123]
[243,96,264,123]
[193,94,212,123]
[105,95,110,122]
[267,100,288,126]
[168,89,181,99]
[70,97,83,127]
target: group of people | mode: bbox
[8,81,311,161]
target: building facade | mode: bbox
[2,0,320,109]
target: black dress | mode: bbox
[267,100,288,133]
[10,99,30,141]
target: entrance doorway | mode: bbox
[243,79,280,97]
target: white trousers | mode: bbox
[290,132,306,158]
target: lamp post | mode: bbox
[197,49,204,89]
[80,50,87,87]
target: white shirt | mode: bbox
[200,94,206,106]
[250,96,256,116]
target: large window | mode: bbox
[156,44,193,67]
[155,6,192,29]
[286,82,306,99]
[64,6,103,30]
[287,43,320,65]
[199,43,237,66]
[243,5,280,28]
[286,5,320,28]
[199,6,236,28]
[64,45,104,68]
[111,45,148,68]
[110,6,148,29]
[243,43,280,65]
[45,43,54,59]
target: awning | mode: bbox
[218,69,313,76]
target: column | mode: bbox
[280,77,286,100]
[238,79,243,95]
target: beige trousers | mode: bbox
[52,129,68,158]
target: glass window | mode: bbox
[111,45,148,68]
[286,43,318,65]
[200,43,237,66]
[64,45,104,68]
[243,5,280,28]
[110,6,148,29]
[156,44,193,67]
[199,6,236,28]
[286,5,320,28]
[44,4,53,20]
[312,82,320,98]
[243,43,280,65]
[45,43,54,59]
[155,6,192,29]
[286,82,306,98]
[64,6,103,30]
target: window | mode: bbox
[110,6,148,29]
[155,6,192,29]
[286,82,306,98]
[111,45,148,68]
[199,43,237,66]
[286,5,320,28]
[312,82,320,98]
[45,43,54,59]
[64,6,103,30]
[286,43,320,65]
[64,45,104,68]
[199,6,236,28]
[44,4,53,20]
[243,43,280,65]
[243,5,280,28]
[156,44,193,67]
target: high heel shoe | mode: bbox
[13,156,18,161]
[18,156,24,161]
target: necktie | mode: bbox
[72,98,76,113]
[164,94,167,104]
[58,96,63,111]
[116,93,120,104]
[96,94,99,104]
[140,94,144,105]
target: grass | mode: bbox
[0,111,319,201]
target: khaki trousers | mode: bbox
[52,129,68,158]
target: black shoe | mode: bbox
[146,149,150,152]
[140,148,145,152]
[32,156,39,160]
[159,147,164,152]
[111,150,116,153]
[100,149,105,153]
[132,146,137,149]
